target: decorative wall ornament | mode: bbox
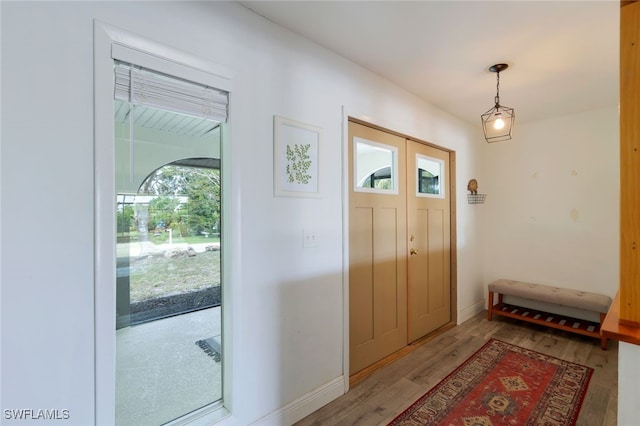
[467,178,478,195]
[467,178,486,204]
[274,115,321,197]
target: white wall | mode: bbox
[1,2,483,425]
[619,342,640,422]
[483,107,619,299]
[1,1,630,425]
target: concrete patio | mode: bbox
[116,306,222,425]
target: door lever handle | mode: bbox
[410,248,419,256]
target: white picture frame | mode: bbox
[273,115,321,198]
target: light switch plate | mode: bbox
[303,228,318,248]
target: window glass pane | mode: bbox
[355,137,398,194]
[115,96,223,423]
[417,155,445,198]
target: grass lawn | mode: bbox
[129,249,221,302]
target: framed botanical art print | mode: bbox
[273,115,321,198]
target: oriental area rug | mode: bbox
[388,339,593,426]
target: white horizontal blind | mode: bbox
[114,62,228,123]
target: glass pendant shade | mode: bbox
[481,104,514,143]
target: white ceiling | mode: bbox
[239,1,619,125]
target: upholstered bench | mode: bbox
[487,279,613,349]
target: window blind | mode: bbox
[114,62,228,123]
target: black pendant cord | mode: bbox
[495,72,501,108]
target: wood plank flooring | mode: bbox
[295,311,618,426]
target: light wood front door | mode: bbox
[349,121,452,375]
[349,121,408,374]
[407,140,451,342]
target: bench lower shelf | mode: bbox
[489,302,607,349]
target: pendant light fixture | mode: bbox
[481,63,515,143]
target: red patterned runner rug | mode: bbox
[388,339,593,426]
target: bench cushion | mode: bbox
[489,279,612,313]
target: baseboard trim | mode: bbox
[251,376,345,426]
[458,299,485,324]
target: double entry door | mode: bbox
[349,120,452,375]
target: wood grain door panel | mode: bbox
[349,121,407,374]
[407,140,451,343]
[349,121,452,373]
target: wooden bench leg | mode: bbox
[600,312,608,350]
[488,292,494,321]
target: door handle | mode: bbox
[410,248,419,256]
